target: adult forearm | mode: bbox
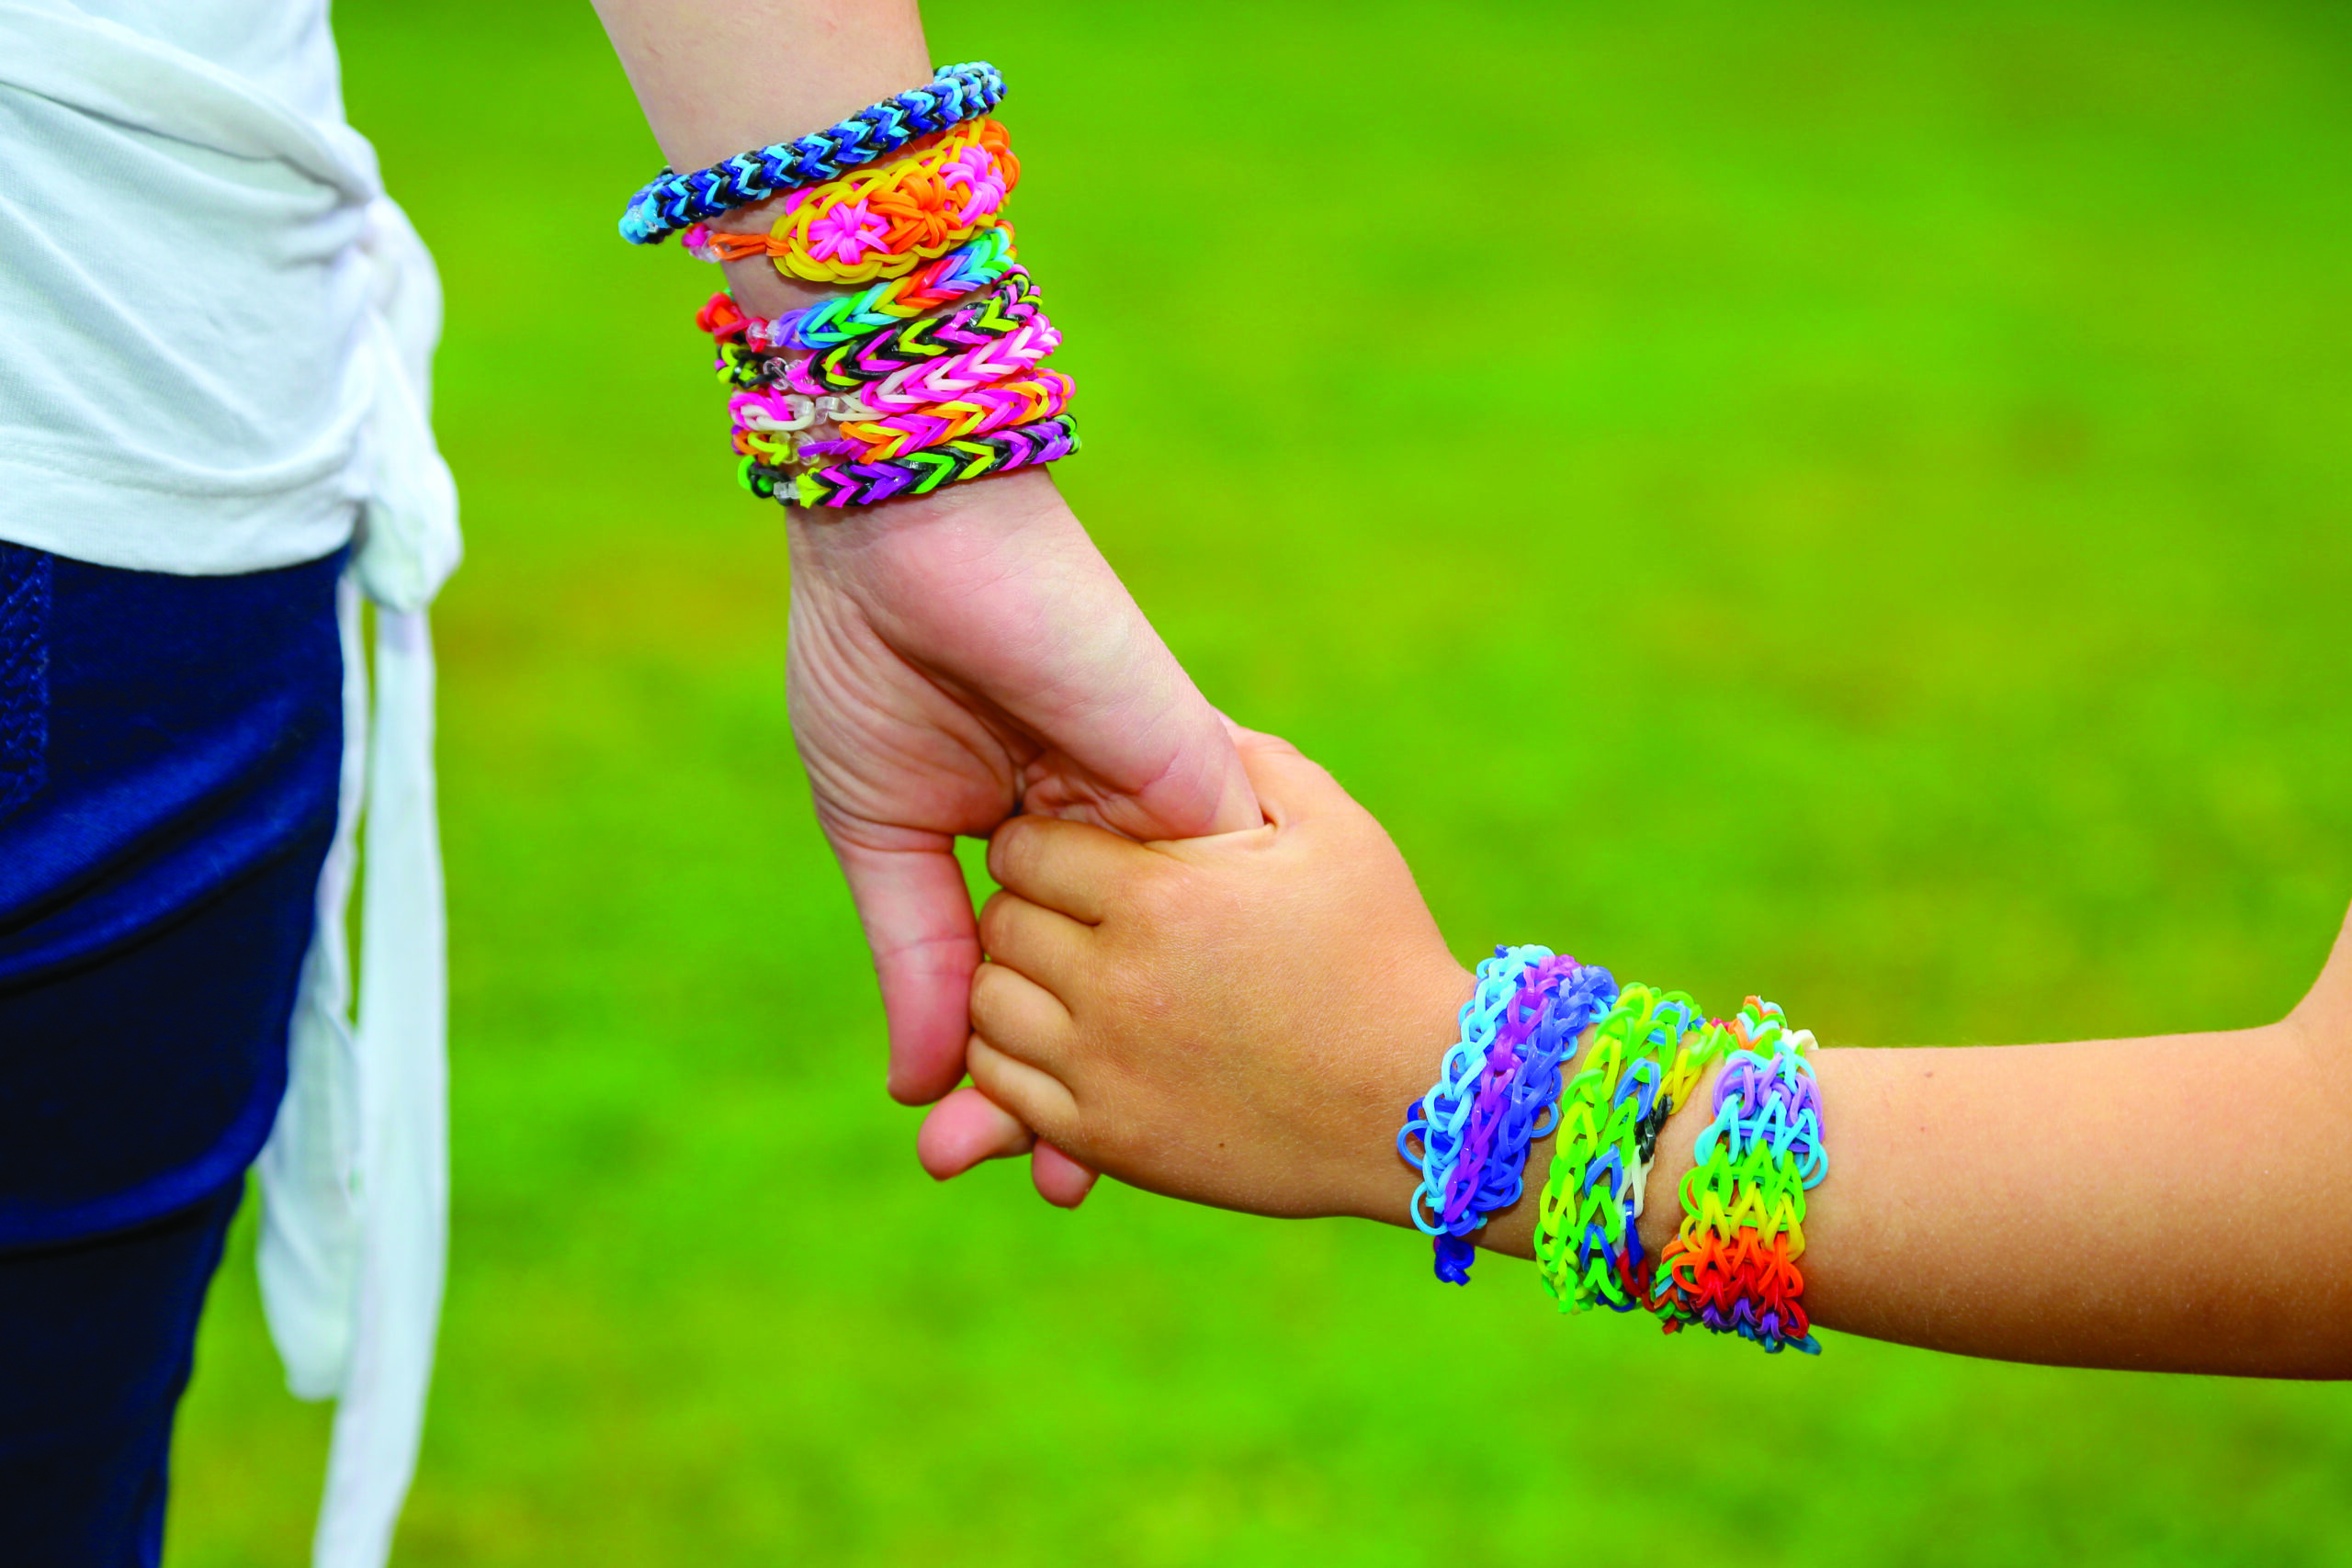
[592,0,933,317]
[592,0,928,173]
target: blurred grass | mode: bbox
[168,0,2352,1562]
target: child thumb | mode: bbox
[1224,726,1354,828]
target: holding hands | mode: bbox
[961,728,1477,1228]
[783,468,1261,1202]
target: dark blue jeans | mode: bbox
[0,542,344,1564]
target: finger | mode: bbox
[829,833,982,1105]
[1031,1142,1100,1209]
[967,1033,1080,1145]
[978,888,1091,996]
[969,959,1076,1075]
[988,813,1150,924]
[1192,726,1359,836]
[916,1081,1035,1181]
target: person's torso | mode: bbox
[0,0,385,575]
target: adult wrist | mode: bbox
[783,467,1079,572]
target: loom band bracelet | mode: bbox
[733,427,804,466]
[1418,949,1545,1154]
[1693,1050,1827,1187]
[1677,1242,1816,1352]
[1659,1014,1734,1111]
[1435,957,1586,1230]
[1414,950,1556,1230]
[1536,966,1623,1102]
[1397,1086,1479,1186]
[782,277,1043,398]
[689,119,1019,285]
[1570,1067,1672,1311]
[761,227,1022,352]
[729,386,872,432]
[621,62,1007,244]
[1577,1061,1675,1303]
[1401,945,1551,1246]
[1457,976,1597,1216]
[1431,959,1606,1280]
[1458,955,1594,1148]
[857,315,1063,414]
[1437,1049,1522,1230]
[1688,1140,1811,1245]
[716,340,808,392]
[746,413,1079,510]
[694,240,1023,360]
[796,272,1043,393]
[808,370,1074,463]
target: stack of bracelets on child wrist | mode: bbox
[620,62,1078,511]
[1402,957,1830,1354]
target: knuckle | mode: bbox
[1113,858,1183,924]
[988,816,1039,887]
[977,888,1019,954]
[968,959,1019,1032]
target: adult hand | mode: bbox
[786,466,1261,1204]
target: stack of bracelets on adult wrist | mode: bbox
[620,62,1078,511]
[1401,955,1831,1354]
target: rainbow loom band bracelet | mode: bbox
[1533,986,1723,1313]
[1650,1000,1826,1353]
[855,313,1062,412]
[1398,945,1550,1274]
[621,62,1007,244]
[744,414,1080,509]
[695,229,1022,355]
[807,369,1076,463]
[689,118,1019,286]
[786,271,1042,394]
[1430,958,1619,1283]
[1574,1014,1732,1315]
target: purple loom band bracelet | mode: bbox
[1400,946,1549,1242]
[1432,958,1619,1284]
[1438,958,1575,1227]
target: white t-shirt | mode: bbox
[0,0,387,573]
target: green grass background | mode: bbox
[169,0,2352,1561]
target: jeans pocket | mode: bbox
[0,543,51,820]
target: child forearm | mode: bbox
[1450,922,2352,1376]
[1639,1028,2352,1377]
[962,665,2352,1379]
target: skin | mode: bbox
[591,1,1264,1203]
[969,728,2352,1378]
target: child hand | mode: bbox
[961,728,1475,1223]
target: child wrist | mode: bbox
[1393,948,1833,1358]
